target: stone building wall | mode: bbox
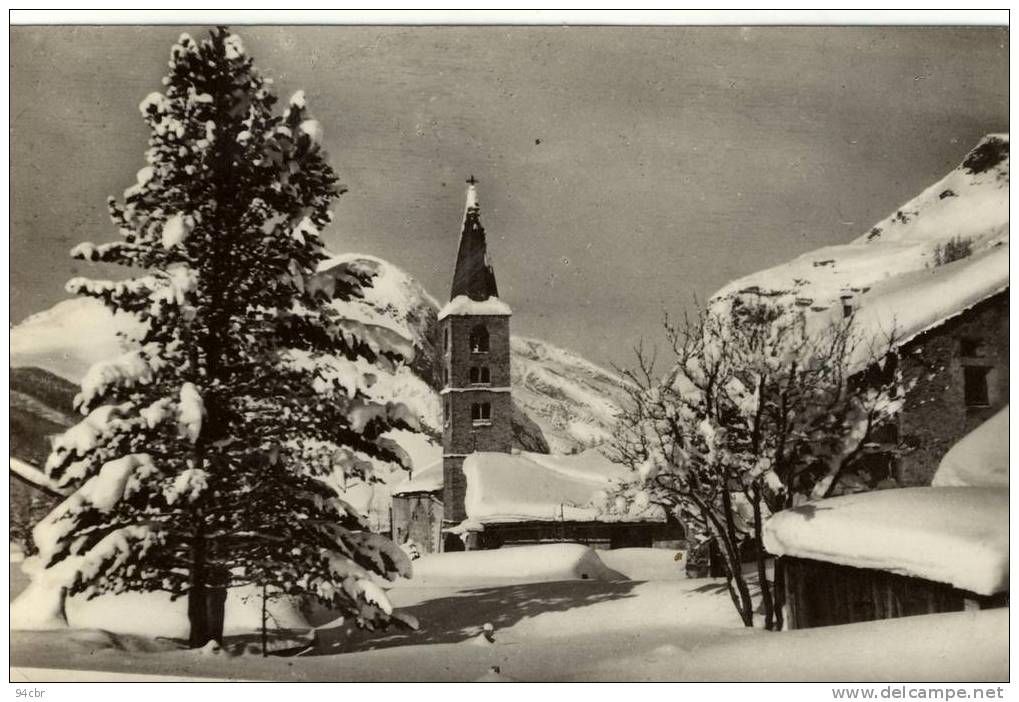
[391,493,443,553]
[895,292,1008,486]
[443,390,514,455]
[438,313,513,528]
[438,314,512,389]
[441,456,467,526]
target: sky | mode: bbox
[9,25,1008,369]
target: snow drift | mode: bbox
[932,406,1009,488]
[406,544,626,584]
[618,608,1007,682]
[10,554,310,638]
[597,548,686,581]
[65,588,309,640]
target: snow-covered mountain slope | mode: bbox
[13,255,627,460]
[10,257,444,526]
[510,336,629,454]
[313,256,628,454]
[10,368,78,468]
[314,253,439,382]
[10,298,146,383]
[711,134,1010,365]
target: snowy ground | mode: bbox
[9,546,1007,682]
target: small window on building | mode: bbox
[960,338,986,358]
[444,326,451,354]
[469,366,491,385]
[471,402,491,425]
[469,325,489,353]
[840,293,855,319]
[444,397,451,427]
[963,366,991,407]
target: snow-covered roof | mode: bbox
[763,487,1008,596]
[393,449,665,525]
[437,295,512,321]
[462,450,666,526]
[391,459,443,495]
[844,244,1008,369]
[712,134,1010,368]
[933,406,1009,489]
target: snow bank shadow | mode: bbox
[785,504,832,521]
[307,579,641,655]
[690,581,731,596]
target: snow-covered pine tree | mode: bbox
[37,27,419,647]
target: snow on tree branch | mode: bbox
[33,27,424,646]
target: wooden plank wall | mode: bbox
[782,556,1007,630]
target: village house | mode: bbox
[765,406,1008,629]
[845,243,1008,488]
[752,134,1010,628]
[714,134,1010,491]
[884,290,1008,486]
[391,179,680,553]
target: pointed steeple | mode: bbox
[450,176,499,301]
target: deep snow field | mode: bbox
[9,545,1007,682]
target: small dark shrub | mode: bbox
[933,236,973,266]
[962,137,1008,175]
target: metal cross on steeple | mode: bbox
[466,174,478,185]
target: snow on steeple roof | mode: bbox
[438,295,511,321]
[449,176,500,303]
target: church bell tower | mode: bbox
[438,177,513,541]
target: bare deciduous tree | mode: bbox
[614,297,910,630]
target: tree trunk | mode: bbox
[718,491,755,627]
[772,556,787,631]
[752,492,775,630]
[187,534,227,648]
[207,573,227,643]
[769,491,794,631]
[187,534,210,648]
[708,538,725,577]
[261,583,269,657]
[705,513,753,626]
